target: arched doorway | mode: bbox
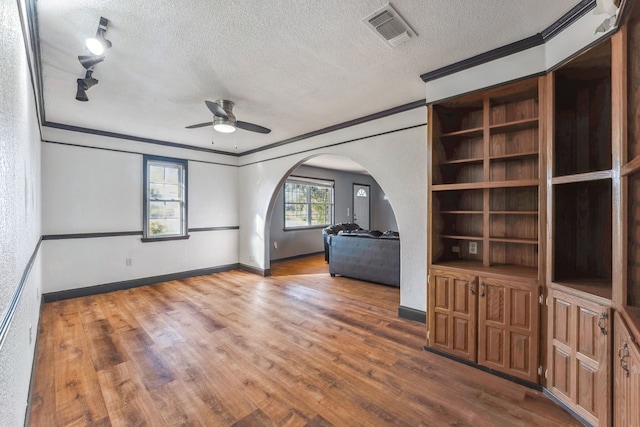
[264,154,399,281]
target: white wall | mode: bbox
[238,108,428,311]
[269,164,398,260]
[425,8,618,103]
[41,139,239,293]
[0,0,43,424]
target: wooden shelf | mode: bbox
[622,154,640,176]
[489,118,538,134]
[440,127,483,139]
[489,237,538,245]
[440,210,483,214]
[433,180,539,191]
[489,151,538,161]
[489,210,537,215]
[432,260,538,280]
[552,170,613,184]
[441,157,484,165]
[441,234,483,241]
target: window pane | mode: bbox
[310,187,329,203]
[164,184,179,200]
[149,201,165,218]
[149,219,167,235]
[164,202,180,219]
[165,167,179,184]
[165,218,180,234]
[150,183,165,199]
[149,165,165,183]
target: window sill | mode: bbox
[141,234,190,243]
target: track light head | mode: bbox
[77,70,98,90]
[78,55,105,70]
[75,70,98,101]
[75,86,88,102]
[85,17,112,55]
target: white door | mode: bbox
[353,184,370,230]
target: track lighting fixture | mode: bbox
[78,54,105,70]
[75,17,111,101]
[75,70,98,102]
[85,17,112,55]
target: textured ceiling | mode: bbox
[36,0,580,154]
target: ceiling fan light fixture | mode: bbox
[213,123,236,133]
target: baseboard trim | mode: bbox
[271,251,324,263]
[542,388,591,427]
[398,306,426,324]
[239,264,272,277]
[422,345,542,392]
[43,264,240,302]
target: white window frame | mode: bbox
[283,176,334,230]
[142,155,189,241]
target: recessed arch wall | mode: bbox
[237,107,428,312]
[266,155,399,262]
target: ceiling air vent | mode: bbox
[362,4,417,48]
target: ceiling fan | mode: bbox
[185,100,271,134]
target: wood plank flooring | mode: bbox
[28,254,580,426]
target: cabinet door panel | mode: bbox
[511,332,530,372]
[553,347,571,396]
[478,277,539,381]
[577,307,598,358]
[547,289,610,427]
[613,312,640,427]
[428,269,477,361]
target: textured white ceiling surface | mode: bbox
[36,0,580,154]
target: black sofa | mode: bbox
[322,222,362,262]
[328,230,400,287]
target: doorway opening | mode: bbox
[265,154,399,283]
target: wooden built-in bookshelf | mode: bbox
[429,78,542,278]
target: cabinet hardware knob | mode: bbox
[619,342,630,378]
[598,313,608,336]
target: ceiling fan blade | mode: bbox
[205,100,229,119]
[185,122,213,129]
[236,121,271,134]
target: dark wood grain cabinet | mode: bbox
[426,5,640,424]
[613,312,640,427]
[546,287,611,426]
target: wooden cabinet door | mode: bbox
[547,289,611,427]
[428,269,477,361]
[613,312,640,427]
[477,277,539,382]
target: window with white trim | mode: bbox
[284,177,334,229]
[143,156,188,240]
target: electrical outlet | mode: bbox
[126,258,133,266]
[469,241,478,254]
[452,246,460,253]
[250,255,255,261]
[273,242,278,250]
[29,324,32,345]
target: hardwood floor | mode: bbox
[28,254,580,426]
